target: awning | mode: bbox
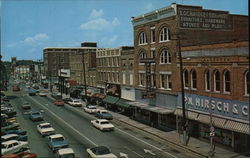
[129,102,174,114]
[115,99,131,108]
[175,108,198,120]
[102,95,119,104]
[224,120,250,135]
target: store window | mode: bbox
[245,71,249,96]
[139,32,147,45]
[191,69,197,89]
[223,70,230,93]
[183,69,189,89]
[214,70,220,92]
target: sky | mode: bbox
[1,0,248,61]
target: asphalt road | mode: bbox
[6,82,198,158]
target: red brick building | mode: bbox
[131,3,249,154]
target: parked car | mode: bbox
[29,112,43,122]
[91,119,114,131]
[2,108,17,118]
[38,91,47,97]
[84,105,98,114]
[46,134,69,151]
[2,129,27,136]
[95,110,113,120]
[1,122,20,132]
[51,92,62,100]
[22,102,31,109]
[1,134,28,142]
[53,100,64,106]
[1,152,37,158]
[68,99,82,107]
[37,122,55,137]
[86,146,117,158]
[55,148,75,158]
[1,140,29,156]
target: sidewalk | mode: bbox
[107,110,248,158]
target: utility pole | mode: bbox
[81,50,87,103]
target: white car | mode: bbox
[91,119,114,131]
[1,140,29,156]
[55,148,75,158]
[37,122,55,137]
[84,105,98,114]
[86,146,117,158]
[39,91,48,97]
[68,99,82,107]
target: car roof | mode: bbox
[58,148,74,154]
[2,134,18,139]
[98,110,108,112]
[96,119,109,122]
[39,122,50,126]
[2,140,18,145]
[49,134,63,139]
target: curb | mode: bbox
[114,117,209,158]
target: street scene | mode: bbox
[1,0,249,158]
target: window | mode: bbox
[205,69,211,91]
[159,27,170,42]
[139,73,145,86]
[160,74,172,89]
[139,32,147,45]
[151,49,156,58]
[160,49,171,64]
[183,69,189,89]
[139,51,147,59]
[191,69,197,89]
[223,70,230,93]
[151,74,156,87]
[150,27,155,43]
[214,70,220,92]
[245,71,249,96]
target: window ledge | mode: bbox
[159,40,170,43]
[150,42,156,44]
[213,91,220,94]
[223,92,231,95]
[138,43,148,46]
[184,87,189,90]
[191,88,197,91]
[244,94,249,97]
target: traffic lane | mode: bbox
[8,92,54,157]
[22,95,90,158]
[32,95,179,158]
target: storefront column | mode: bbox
[232,131,234,148]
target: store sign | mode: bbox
[178,7,232,30]
[177,93,249,121]
[58,69,70,78]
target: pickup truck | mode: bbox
[47,134,69,151]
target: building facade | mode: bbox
[131,3,249,153]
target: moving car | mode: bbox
[55,148,75,158]
[47,134,69,151]
[53,100,65,106]
[37,122,55,137]
[1,134,28,142]
[68,99,82,107]
[38,91,48,97]
[86,146,117,158]
[22,102,31,109]
[1,140,29,156]
[84,105,98,114]
[29,112,43,122]
[91,119,114,131]
[95,110,113,120]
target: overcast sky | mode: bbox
[1,0,248,61]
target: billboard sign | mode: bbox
[58,69,70,78]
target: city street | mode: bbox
[5,83,200,158]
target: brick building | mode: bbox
[131,3,249,154]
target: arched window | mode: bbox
[245,71,249,96]
[159,27,170,42]
[204,69,211,91]
[191,69,197,89]
[139,32,147,45]
[139,51,146,59]
[160,49,171,64]
[223,70,230,93]
[214,70,220,92]
[183,69,189,88]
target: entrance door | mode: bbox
[150,112,158,128]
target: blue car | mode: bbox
[47,134,69,151]
[2,129,27,136]
[95,110,113,120]
[1,134,28,142]
[30,111,43,121]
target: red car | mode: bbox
[12,85,20,92]
[2,152,37,158]
[53,100,65,106]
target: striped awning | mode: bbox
[224,120,250,135]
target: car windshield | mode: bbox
[100,121,110,125]
[89,107,96,109]
[53,137,64,141]
[41,125,51,128]
[61,153,75,158]
[93,147,111,155]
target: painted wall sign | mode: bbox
[177,93,249,121]
[178,7,232,30]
